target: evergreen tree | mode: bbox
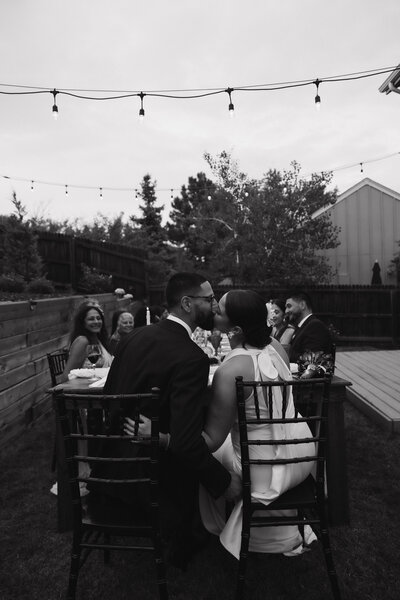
[0,193,43,281]
[130,174,166,252]
[130,174,169,284]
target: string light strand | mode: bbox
[1,152,399,197]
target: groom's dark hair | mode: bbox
[165,272,207,309]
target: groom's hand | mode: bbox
[223,471,242,502]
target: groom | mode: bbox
[98,272,241,564]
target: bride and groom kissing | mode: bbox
[90,272,316,567]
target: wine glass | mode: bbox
[87,343,101,379]
[209,329,222,357]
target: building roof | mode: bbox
[313,177,400,219]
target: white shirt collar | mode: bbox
[297,313,313,329]
[167,314,192,337]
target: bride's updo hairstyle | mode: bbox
[225,290,272,348]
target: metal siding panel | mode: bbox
[316,183,400,284]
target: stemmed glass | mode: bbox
[86,343,101,380]
[209,329,222,357]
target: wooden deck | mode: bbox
[335,350,400,433]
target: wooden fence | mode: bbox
[0,293,133,448]
[37,231,148,297]
[150,284,400,346]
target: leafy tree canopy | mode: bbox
[167,153,339,285]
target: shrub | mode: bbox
[25,277,55,294]
[0,273,26,292]
[77,263,113,293]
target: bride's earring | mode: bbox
[227,330,235,340]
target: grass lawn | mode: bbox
[1,401,399,600]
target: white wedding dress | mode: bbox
[200,344,317,559]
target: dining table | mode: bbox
[51,371,352,532]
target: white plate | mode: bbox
[290,363,299,374]
[70,367,110,379]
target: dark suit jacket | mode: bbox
[102,318,231,499]
[289,314,333,363]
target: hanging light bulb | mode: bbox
[65,184,68,195]
[31,180,34,192]
[226,87,235,117]
[99,187,103,198]
[207,194,212,200]
[138,92,146,121]
[51,89,59,120]
[135,188,138,199]
[360,163,364,173]
[313,79,321,110]
[170,188,174,200]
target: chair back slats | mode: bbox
[56,389,161,489]
[234,375,342,600]
[54,387,168,600]
[47,349,69,386]
[236,374,330,510]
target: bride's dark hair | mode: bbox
[225,290,272,348]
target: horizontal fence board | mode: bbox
[0,360,37,393]
[0,335,69,375]
[0,332,27,355]
[0,311,69,339]
[0,370,50,415]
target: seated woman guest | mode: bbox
[109,310,134,354]
[269,297,295,354]
[61,304,113,381]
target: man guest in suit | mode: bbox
[285,291,333,363]
[98,272,241,566]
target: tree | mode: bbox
[237,162,339,284]
[130,174,169,284]
[0,193,43,281]
[167,167,248,279]
[167,153,339,285]
[130,174,165,250]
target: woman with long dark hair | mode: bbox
[269,297,295,354]
[61,303,112,381]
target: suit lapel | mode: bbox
[291,315,314,344]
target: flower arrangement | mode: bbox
[297,350,335,379]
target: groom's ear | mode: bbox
[180,296,192,313]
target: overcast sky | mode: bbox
[0,0,399,225]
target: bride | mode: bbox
[199,289,317,559]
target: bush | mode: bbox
[0,273,26,292]
[77,263,113,293]
[25,277,55,294]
